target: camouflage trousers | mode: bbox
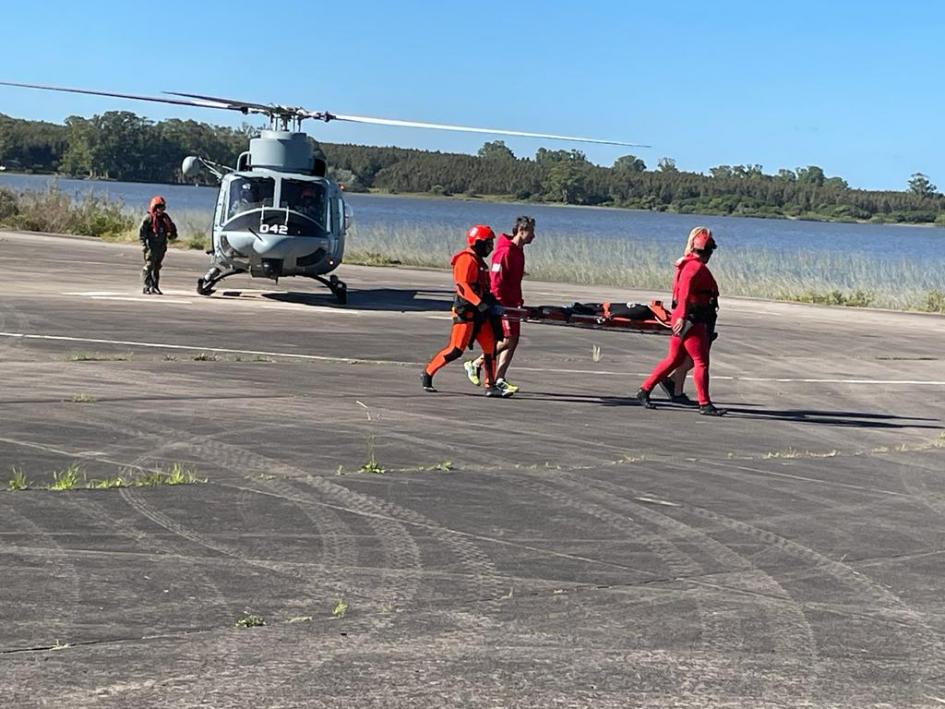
[142,240,167,290]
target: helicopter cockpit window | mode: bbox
[280,179,329,230]
[227,177,275,218]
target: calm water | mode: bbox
[2,172,944,261]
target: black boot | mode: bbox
[151,273,163,295]
[421,371,437,393]
[699,403,728,417]
[636,388,656,409]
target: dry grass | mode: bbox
[347,222,945,312]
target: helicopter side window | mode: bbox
[228,177,275,218]
[280,179,329,230]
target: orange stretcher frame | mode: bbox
[502,300,673,335]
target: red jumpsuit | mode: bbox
[424,247,498,387]
[642,254,719,406]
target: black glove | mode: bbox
[477,300,491,313]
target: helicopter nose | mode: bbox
[251,234,326,260]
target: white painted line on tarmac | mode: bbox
[91,296,195,304]
[1,330,943,386]
[0,331,419,367]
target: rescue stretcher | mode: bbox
[501,300,673,335]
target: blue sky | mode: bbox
[0,0,940,190]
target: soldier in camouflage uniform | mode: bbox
[139,195,178,295]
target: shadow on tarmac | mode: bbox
[721,407,942,429]
[243,287,452,312]
[517,392,942,430]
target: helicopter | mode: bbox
[0,81,647,303]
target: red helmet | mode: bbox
[149,195,167,211]
[466,224,495,246]
[692,230,717,252]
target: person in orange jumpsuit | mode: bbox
[422,225,506,397]
[636,230,727,416]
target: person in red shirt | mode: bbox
[636,230,727,416]
[464,216,536,396]
[422,225,506,397]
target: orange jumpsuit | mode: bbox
[424,247,498,387]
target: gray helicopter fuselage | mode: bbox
[210,169,347,281]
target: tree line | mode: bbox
[1,110,942,225]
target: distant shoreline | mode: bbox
[2,171,943,229]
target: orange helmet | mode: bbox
[149,195,167,212]
[466,224,495,246]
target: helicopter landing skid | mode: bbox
[312,274,348,304]
[196,268,243,296]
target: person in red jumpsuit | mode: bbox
[464,216,536,396]
[422,225,506,397]
[636,230,727,416]
[660,226,714,404]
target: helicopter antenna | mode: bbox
[0,81,649,147]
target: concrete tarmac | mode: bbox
[0,230,943,708]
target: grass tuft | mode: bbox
[136,463,206,487]
[87,475,127,489]
[192,352,219,362]
[358,459,385,474]
[332,599,349,618]
[48,464,82,491]
[67,393,98,403]
[70,352,129,362]
[235,612,266,628]
[7,467,31,491]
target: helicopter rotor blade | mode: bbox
[0,80,253,113]
[163,91,292,116]
[0,81,647,146]
[319,112,648,148]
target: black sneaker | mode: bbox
[151,285,163,295]
[421,372,437,393]
[699,403,728,417]
[636,388,656,409]
[658,378,675,399]
[142,286,152,295]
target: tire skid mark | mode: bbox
[296,474,507,627]
[141,412,505,629]
[896,454,945,521]
[555,472,820,700]
[70,411,355,588]
[149,433,426,639]
[259,476,421,631]
[60,494,233,618]
[94,418,432,675]
[670,493,945,691]
[0,502,82,651]
[483,470,738,692]
[699,457,893,515]
[107,427,500,699]
[159,434,357,577]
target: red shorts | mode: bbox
[500,312,521,339]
